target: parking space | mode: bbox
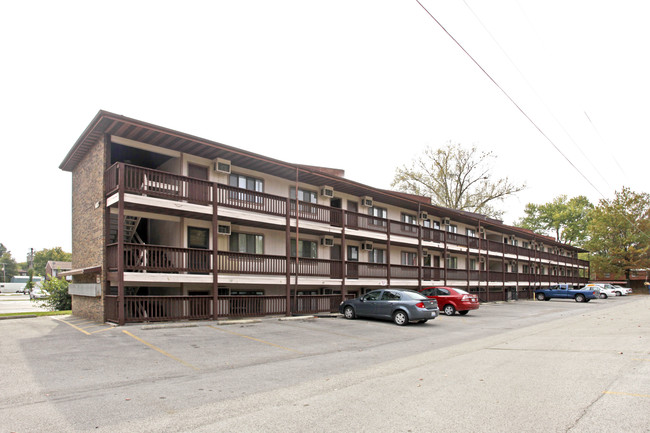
[1,296,647,432]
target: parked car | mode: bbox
[419,286,479,316]
[339,288,439,325]
[610,285,633,296]
[29,284,48,300]
[583,284,617,299]
[535,284,599,302]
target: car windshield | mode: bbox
[399,290,427,300]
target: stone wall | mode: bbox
[71,295,104,322]
[71,136,106,321]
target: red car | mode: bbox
[419,287,479,316]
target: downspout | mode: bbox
[293,168,300,313]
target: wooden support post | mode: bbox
[117,163,125,326]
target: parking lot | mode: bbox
[1,296,649,432]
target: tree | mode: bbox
[32,247,72,277]
[392,142,525,219]
[584,187,650,280]
[36,277,71,311]
[0,243,18,282]
[514,195,594,246]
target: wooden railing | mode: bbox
[104,294,344,323]
[105,162,591,272]
[106,243,589,285]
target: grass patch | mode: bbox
[0,310,71,318]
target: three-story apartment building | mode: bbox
[60,111,589,325]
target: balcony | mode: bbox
[105,162,589,269]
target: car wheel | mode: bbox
[575,294,586,303]
[443,304,456,316]
[458,310,469,316]
[536,293,546,301]
[615,291,622,296]
[343,306,355,320]
[393,310,409,326]
[600,293,607,299]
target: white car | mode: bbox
[582,283,616,299]
[610,285,633,296]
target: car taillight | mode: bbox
[415,302,425,308]
[461,295,469,301]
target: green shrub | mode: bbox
[38,277,72,311]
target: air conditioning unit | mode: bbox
[320,236,334,247]
[361,241,373,251]
[509,235,516,241]
[214,158,231,174]
[217,221,231,235]
[320,186,334,198]
[479,256,485,263]
[360,196,373,207]
[422,249,429,255]
[419,211,428,220]
[478,227,485,234]
[443,217,451,225]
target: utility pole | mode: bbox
[28,248,34,270]
[1,263,5,283]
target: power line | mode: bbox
[414,0,607,201]
[461,0,614,192]
[414,0,649,241]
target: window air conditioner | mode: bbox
[361,196,373,207]
[443,217,451,225]
[419,211,428,220]
[320,236,334,247]
[422,249,429,255]
[361,241,373,251]
[214,158,231,174]
[217,221,231,235]
[478,227,485,234]
[320,186,334,198]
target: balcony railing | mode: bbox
[105,162,590,270]
[104,294,347,323]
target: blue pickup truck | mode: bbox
[535,284,600,303]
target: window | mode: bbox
[368,248,386,264]
[401,213,417,224]
[469,258,477,270]
[422,219,431,228]
[291,239,318,258]
[229,173,263,203]
[381,290,401,301]
[229,233,264,254]
[437,288,451,295]
[401,252,417,266]
[446,256,458,269]
[364,290,381,301]
[466,228,476,237]
[369,206,387,226]
[188,227,209,249]
[522,241,530,249]
[447,225,457,233]
[290,187,318,214]
[290,187,317,203]
[433,221,441,230]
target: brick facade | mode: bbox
[70,137,106,320]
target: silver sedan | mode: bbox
[339,288,439,325]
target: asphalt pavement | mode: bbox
[0,295,648,432]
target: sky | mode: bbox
[1,0,649,263]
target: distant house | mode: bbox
[45,261,72,281]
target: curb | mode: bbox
[0,314,37,320]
